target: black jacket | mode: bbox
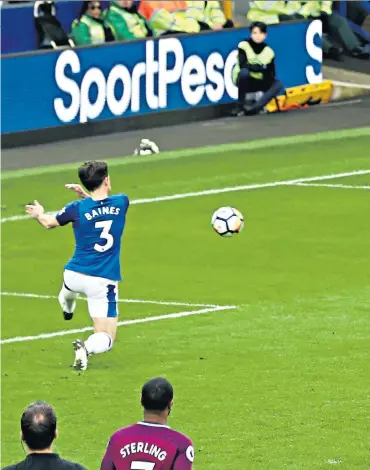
[2,453,87,470]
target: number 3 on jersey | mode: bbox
[94,220,114,252]
[131,463,155,470]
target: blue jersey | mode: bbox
[56,194,129,281]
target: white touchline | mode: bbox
[2,169,370,224]
[293,183,370,190]
[0,291,218,308]
[0,305,237,345]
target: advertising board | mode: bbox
[2,21,323,134]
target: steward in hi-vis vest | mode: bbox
[71,1,114,46]
[139,0,200,37]
[247,1,301,25]
[104,1,152,41]
[231,21,282,116]
[186,1,234,30]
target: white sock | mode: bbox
[85,332,113,355]
[58,286,77,314]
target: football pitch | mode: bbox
[2,127,370,469]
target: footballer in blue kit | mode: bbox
[25,161,129,370]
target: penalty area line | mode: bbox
[0,305,237,345]
[2,169,370,224]
[0,291,218,308]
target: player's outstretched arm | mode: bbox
[65,184,89,199]
[25,200,60,230]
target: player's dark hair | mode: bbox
[78,161,108,192]
[21,401,57,450]
[141,377,174,412]
[250,21,267,34]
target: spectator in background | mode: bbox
[105,1,152,41]
[2,401,86,470]
[336,0,370,34]
[232,22,282,116]
[291,1,343,60]
[248,1,369,60]
[139,0,200,36]
[186,1,234,31]
[71,1,115,46]
[297,1,370,59]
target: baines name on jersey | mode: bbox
[84,206,120,221]
[120,442,167,461]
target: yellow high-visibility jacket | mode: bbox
[247,1,310,24]
[186,1,226,29]
[72,14,109,45]
[139,1,199,36]
[298,1,333,18]
[104,2,149,40]
[233,40,275,84]
[247,1,288,25]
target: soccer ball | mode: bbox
[133,138,160,156]
[211,207,244,237]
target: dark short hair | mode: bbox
[141,378,174,412]
[79,1,100,18]
[78,161,108,192]
[250,21,267,34]
[21,401,57,450]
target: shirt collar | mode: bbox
[137,421,171,429]
[27,453,60,460]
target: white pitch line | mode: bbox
[2,169,370,224]
[294,183,370,190]
[0,291,217,308]
[332,80,370,90]
[322,99,362,107]
[0,305,237,345]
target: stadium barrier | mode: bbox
[2,20,323,148]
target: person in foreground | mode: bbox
[25,161,130,371]
[101,377,194,469]
[2,401,86,470]
[232,21,283,116]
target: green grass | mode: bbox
[2,131,370,469]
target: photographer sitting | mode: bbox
[232,22,282,116]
